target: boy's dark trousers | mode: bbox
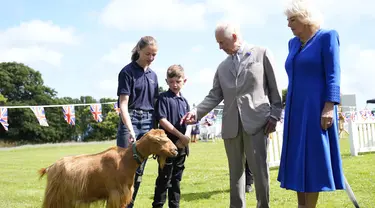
[152,149,186,208]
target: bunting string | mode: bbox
[2,102,116,109]
[0,102,119,131]
[0,102,374,132]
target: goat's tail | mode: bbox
[38,167,48,179]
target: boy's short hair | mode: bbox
[166,65,185,79]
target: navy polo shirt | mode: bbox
[117,61,159,111]
[155,89,190,142]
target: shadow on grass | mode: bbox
[149,189,230,202]
[340,151,375,158]
[270,166,280,171]
[181,189,230,202]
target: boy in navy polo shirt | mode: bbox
[152,64,190,208]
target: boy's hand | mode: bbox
[176,140,185,149]
[180,135,190,146]
[176,135,190,148]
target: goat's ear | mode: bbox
[158,155,167,169]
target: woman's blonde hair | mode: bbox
[284,0,323,28]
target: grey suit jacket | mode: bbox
[196,43,282,139]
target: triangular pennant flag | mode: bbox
[114,102,120,115]
[359,110,367,120]
[90,104,103,122]
[62,105,75,125]
[371,112,375,121]
[30,106,49,126]
[0,107,9,131]
[366,110,374,121]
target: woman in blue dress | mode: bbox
[278,1,345,207]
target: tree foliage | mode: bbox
[0,93,7,104]
[0,62,70,143]
[159,86,167,93]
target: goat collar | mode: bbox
[132,143,144,164]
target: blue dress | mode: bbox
[277,29,346,192]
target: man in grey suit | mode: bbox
[181,22,282,208]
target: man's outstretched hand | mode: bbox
[180,110,197,125]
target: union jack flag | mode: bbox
[369,112,375,120]
[62,105,75,125]
[113,102,120,115]
[0,107,9,131]
[359,110,368,120]
[365,110,375,120]
[343,112,351,122]
[90,104,103,122]
[30,106,49,126]
[350,111,357,121]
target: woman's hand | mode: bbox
[128,130,136,144]
[321,102,335,130]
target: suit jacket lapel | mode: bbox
[237,44,254,76]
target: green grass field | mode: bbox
[0,137,374,208]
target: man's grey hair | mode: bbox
[215,22,242,40]
[284,0,323,28]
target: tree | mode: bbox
[0,62,75,143]
[83,97,119,141]
[0,93,7,105]
[76,96,97,140]
[100,97,118,117]
[282,89,288,108]
[85,111,119,141]
[159,86,167,93]
[0,62,57,103]
[54,96,83,141]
